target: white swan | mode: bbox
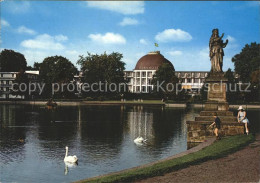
[64,146,78,163]
[134,137,147,144]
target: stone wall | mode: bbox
[187,121,245,142]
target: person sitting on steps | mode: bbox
[209,112,221,140]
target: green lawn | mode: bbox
[76,134,254,183]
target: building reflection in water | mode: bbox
[0,105,26,164]
[128,106,154,142]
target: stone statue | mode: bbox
[209,29,228,72]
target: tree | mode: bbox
[33,62,41,70]
[232,42,260,82]
[224,68,235,83]
[77,52,126,98]
[39,56,77,98]
[224,68,239,102]
[0,49,27,72]
[152,63,179,100]
[248,69,260,102]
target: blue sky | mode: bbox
[1,1,259,71]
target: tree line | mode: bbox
[0,42,259,102]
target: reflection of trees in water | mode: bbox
[78,106,125,160]
[36,105,125,161]
[36,106,80,160]
[37,108,78,140]
[0,105,26,164]
[152,108,184,147]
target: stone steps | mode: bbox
[195,116,237,122]
[200,111,234,116]
[187,121,241,125]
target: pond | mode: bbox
[0,105,259,182]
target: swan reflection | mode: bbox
[64,161,78,175]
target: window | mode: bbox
[141,78,146,85]
[142,72,146,77]
[136,72,140,77]
[187,79,191,83]
[136,78,140,85]
[194,79,200,83]
[148,79,152,85]
[148,72,152,77]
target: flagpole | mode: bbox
[154,43,159,51]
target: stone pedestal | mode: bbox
[205,72,229,111]
[186,72,245,144]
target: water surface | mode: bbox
[0,105,259,182]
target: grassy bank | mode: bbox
[77,135,254,183]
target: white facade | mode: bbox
[175,71,209,92]
[125,70,209,94]
[0,72,19,99]
[125,70,156,93]
[0,71,39,99]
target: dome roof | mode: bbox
[134,51,174,70]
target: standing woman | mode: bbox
[237,106,249,135]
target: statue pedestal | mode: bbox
[186,72,244,144]
[205,72,229,111]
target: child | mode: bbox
[209,112,221,140]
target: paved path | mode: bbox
[136,134,260,183]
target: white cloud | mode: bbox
[226,35,235,43]
[155,29,192,42]
[65,50,79,55]
[17,26,37,35]
[1,19,10,27]
[119,17,139,26]
[139,39,148,45]
[55,35,68,42]
[168,50,183,56]
[87,1,144,15]
[167,46,236,71]
[198,47,209,59]
[20,34,66,50]
[88,32,126,45]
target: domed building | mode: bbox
[125,51,175,93]
[124,51,210,94]
[134,51,174,71]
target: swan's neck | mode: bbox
[65,148,68,157]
